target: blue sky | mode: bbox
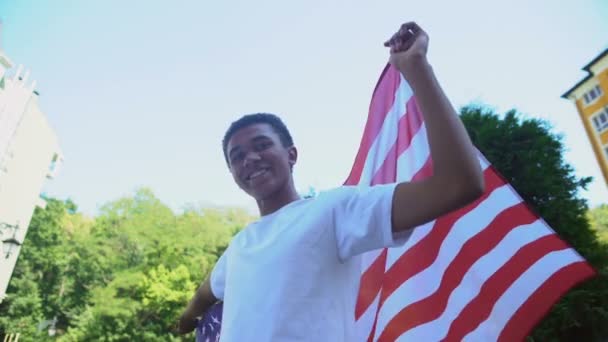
[1,0,607,215]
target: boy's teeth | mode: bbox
[250,169,266,179]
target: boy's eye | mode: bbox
[255,141,272,151]
[230,152,245,163]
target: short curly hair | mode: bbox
[222,113,294,164]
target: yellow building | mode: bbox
[562,48,608,186]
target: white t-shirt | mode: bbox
[210,184,411,341]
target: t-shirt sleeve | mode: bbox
[331,184,412,261]
[209,251,227,300]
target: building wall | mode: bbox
[575,98,608,185]
[601,130,608,145]
[0,65,36,165]
[0,69,62,301]
[570,56,608,186]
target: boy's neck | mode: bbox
[257,184,301,216]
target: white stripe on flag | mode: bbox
[352,64,594,342]
[359,80,413,185]
[386,156,492,270]
[463,248,584,342]
[395,124,429,181]
[374,184,522,335]
[388,157,490,270]
[386,220,435,269]
[478,153,491,170]
[360,248,384,275]
[354,290,381,339]
[395,220,552,341]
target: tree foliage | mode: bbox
[460,105,608,341]
[589,205,608,244]
[0,189,252,341]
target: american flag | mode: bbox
[346,64,596,341]
[196,301,222,342]
[196,64,596,341]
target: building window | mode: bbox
[583,84,603,105]
[591,107,608,133]
[46,153,62,179]
[49,153,58,172]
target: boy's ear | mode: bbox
[288,146,298,168]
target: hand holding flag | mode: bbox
[383,22,429,76]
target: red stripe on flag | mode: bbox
[345,65,401,185]
[355,250,387,320]
[357,167,502,338]
[355,98,424,323]
[359,103,430,338]
[443,235,570,341]
[361,168,505,336]
[350,63,596,342]
[369,142,398,185]
[378,167,506,304]
[369,97,424,185]
[359,167,504,340]
[497,261,596,342]
[377,202,537,341]
[366,314,379,342]
[397,98,423,156]
[403,100,433,182]
[411,157,433,182]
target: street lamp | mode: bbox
[0,222,21,259]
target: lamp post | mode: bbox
[0,222,21,259]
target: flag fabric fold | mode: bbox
[348,64,596,341]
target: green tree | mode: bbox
[588,205,608,244]
[1,188,254,341]
[0,265,45,340]
[0,199,79,341]
[56,188,250,340]
[460,105,608,341]
[60,272,144,341]
[141,265,197,333]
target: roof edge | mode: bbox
[562,47,608,99]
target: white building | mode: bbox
[0,47,62,302]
